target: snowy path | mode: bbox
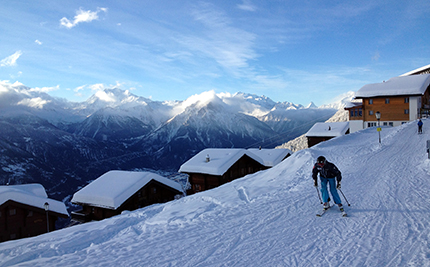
[1,120,430,266]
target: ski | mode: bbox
[316,205,331,217]
[339,206,347,217]
[340,209,347,217]
[317,205,347,217]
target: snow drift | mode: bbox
[1,119,429,266]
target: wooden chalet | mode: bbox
[305,122,350,147]
[71,171,183,223]
[0,184,69,242]
[179,148,291,195]
[346,72,430,133]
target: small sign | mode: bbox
[377,127,382,132]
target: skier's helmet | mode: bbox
[317,156,326,164]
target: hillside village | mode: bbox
[1,64,430,248]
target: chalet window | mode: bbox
[368,122,377,127]
[389,122,393,126]
[9,209,16,216]
[193,184,201,192]
[27,211,33,217]
[152,187,156,194]
[351,109,362,117]
[405,97,409,103]
[369,110,374,116]
[404,109,409,114]
[385,98,390,104]
[369,99,373,104]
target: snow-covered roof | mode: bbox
[355,74,430,98]
[344,101,362,109]
[0,184,69,216]
[71,171,183,210]
[247,148,292,167]
[400,64,430,76]
[305,122,349,137]
[179,148,265,176]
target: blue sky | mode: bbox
[1,1,429,106]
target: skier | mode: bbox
[418,119,423,134]
[312,156,344,212]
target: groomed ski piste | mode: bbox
[1,119,430,267]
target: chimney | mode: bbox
[206,154,210,162]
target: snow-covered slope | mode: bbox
[1,119,429,266]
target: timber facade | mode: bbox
[0,200,67,243]
[72,179,182,222]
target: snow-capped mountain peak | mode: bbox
[319,91,355,109]
[305,102,318,109]
[175,90,225,114]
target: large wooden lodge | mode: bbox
[345,68,430,133]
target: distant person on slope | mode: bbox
[312,156,344,212]
[418,119,423,134]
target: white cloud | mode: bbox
[89,83,106,91]
[372,51,380,61]
[74,84,86,92]
[31,85,60,93]
[0,51,23,67]
[94,90,116,102]
[0,80,24,87]
[237,0,257,12]
[60,7,107,29]
[180,3,257,73]
[35,40,42,45]
[17,97,51,109]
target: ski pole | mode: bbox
[338,188,351,206]
[315,186,322,204]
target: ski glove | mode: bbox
[336,181,341,189]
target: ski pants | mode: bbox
[320,177,342,204]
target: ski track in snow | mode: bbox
[2,120,430,266]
